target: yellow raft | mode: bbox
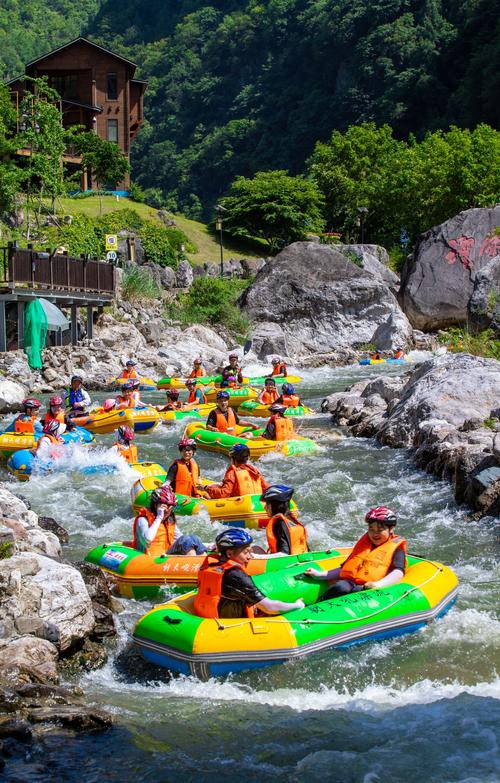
[157,403,216,423]
[205,387,258,408]
[113,376,157,390]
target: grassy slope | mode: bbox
[57,195,266,263]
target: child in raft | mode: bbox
[132,484,209,557]
[304,507,406,597]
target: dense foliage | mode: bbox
[220,170,324,251]
[165,276,250,336]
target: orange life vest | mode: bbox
[339,532,407,585]
[230,464,266,496]
[132,507,176,557]
[271,363,287,376]
[266,513,308,555]
[171,458,199,497]
[281,394,300,407]
[115,442,138,463]
[36,434,61,452]
[189,367,205,378]
[14,416,36,434]
[44,411,65,425]
[272,415,294,441]
[194,556,255,619]
[116,395,136,409]
[120,368,138,379]
[188,388,207,404]
[215,407,236,432]
[260,389,279,405]
[394,351,404,359]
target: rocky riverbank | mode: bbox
[321,353,500,518]
[0,487,115,763]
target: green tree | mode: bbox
[220,170,325,252]
[74,132,130,213]
[0,83,23,214]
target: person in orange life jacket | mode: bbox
[34,419,64,457]
[189,357,207,378]
[371,349,382,361]
[166,438,200,497]
[220,353,243,387]
[202,444,270,499]
[260,484,308,556]
[113,425,138,464]
[270,357,288,377]
[262,404,295,441]
[133,484,208,557]
[102,398,117,413]
[156,389,184,412]
[393,348,405,359]
[14,398,42,435]
[274,383,302,408]
[226,375,239,389]
[304,507,406,598]
[116,383,146,410]
[120,359,139,380]
[206,391,259,434]
[194,528,305,620]
[44,396,67,434]
[258,378,279,405]
[185,378,207,405]
[66,375,92,415]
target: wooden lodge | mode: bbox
[7,37,147,190]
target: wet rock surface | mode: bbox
[322,353,500,517]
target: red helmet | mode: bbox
[194,358,202,365]
[167,389,180,399]
[118,425,135,442]
[365,507,397,526]
[178,438,197,452]
[102,398,116,412]
[151,484,176,507]
[23,398,41,410]
[43,420,60,436]
[229,353,238,360]
[49,395,63,407]
[185,379,196,387]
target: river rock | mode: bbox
[240,258,267,278]
[467,255,500,334]
[399,206,500,330]
[340,245,399,293]
[241,242,411,359]
[0,379,26,413]
[0,636,59,684]
[371,311,414,352]
[0,487,60,558]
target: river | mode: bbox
[2,362,499,783]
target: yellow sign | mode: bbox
[105,234,118,249]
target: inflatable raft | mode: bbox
[85,545,332,599]
[157,375,302,389]
[7,428,96,480]
[130,473,297,528]
[71,407,160,434]
[239,401,315,418]
[184,423,318,459]
[0,427,94,460]
[359,358,410,366]
[133,552,458,677]
[158,403,216,423]
[113,376,157,391]
[205,386,258,407]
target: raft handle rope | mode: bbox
[213,560,445,631]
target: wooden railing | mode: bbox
[0,245,115,295]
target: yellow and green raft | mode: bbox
[239,401,315,418]
[184,422,318,459]
[157,375,303,389]
[133,552,458,678]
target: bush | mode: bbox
[121,265,161,301]
[166,277,250,336]
[437,327,500,360]
[140,223,178,268]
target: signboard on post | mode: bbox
[106,250,117,263]
[105,234,118,251]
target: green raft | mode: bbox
[184,422,319,458]
[133,552,459,677]
[157,375,302,389]
[239,401,315,418]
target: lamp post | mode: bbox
[357,206,368,244]
[215,204,227,278]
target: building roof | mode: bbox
[25,37,138,71]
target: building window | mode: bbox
[107,119,118,143]
[50,74,79,100]
[107,73,118,100]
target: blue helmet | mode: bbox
[260,484,294,503]
[282,383,294,394]
[229,443,250,458]
[217,390,230,400]
[215,528,253,552]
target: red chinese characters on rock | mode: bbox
[445,236,475,269]
[479,236,500,259]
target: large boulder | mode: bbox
[340,245,399,293]
[0,378,26,413]
[399,206,500,330]
[468,256,500,334]
[241,242,411,359]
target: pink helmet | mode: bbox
[43,420,60,436]
[23,397,41,410]
[185,379,196,387]
[229,353,238,360]
[178,437,197,452]
[151,483,176,507]
[49,395,63,408]
[227,375,236,383]
[167,389,180,399]
[118,425,135,442]
[365,507,397,526]
[103,399,116,412]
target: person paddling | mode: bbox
[304,507,406,597]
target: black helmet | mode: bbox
[269,404,287,415]
[71,375,83,383]
[260,484,294,503]
[215,528,253,552]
